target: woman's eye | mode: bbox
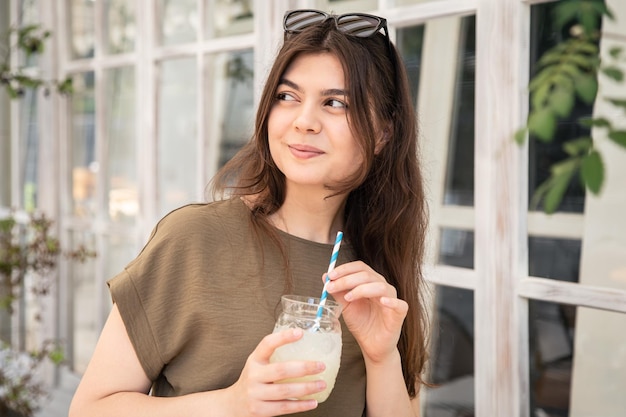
[276,92,296,101]
[326,98,347,109]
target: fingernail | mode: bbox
[344,291,353,301]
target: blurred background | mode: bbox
[1,1,625,416]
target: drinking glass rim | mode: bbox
[281,294,341,312]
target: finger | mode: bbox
[342,281,396,301]
[261,377,327,401]
[263,360,326,384]
[380,296,409,316]
[327,260,371,280]
[249,399,319,416]
[252,328,304,362]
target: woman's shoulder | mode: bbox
[157,198,248,231]
[138,198,251,252]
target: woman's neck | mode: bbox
[269,187,346,244]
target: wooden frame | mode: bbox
[2,0,625,415]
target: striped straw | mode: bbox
[312,231,343,330]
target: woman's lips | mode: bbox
[288,144,324,159]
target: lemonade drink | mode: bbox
[269,295,342,403]
[270,326,342,402]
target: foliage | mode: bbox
[0,212,95,312]
[0,212,95,416]
[515,0,626,214]
[0,23,73,98]
[0,341,63,416]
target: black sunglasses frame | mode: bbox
[283,9,390,43]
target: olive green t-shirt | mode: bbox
[108,198,366,416]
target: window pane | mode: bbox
[205,0,253,39]
[68,230,98,374]
[529,301,626,416]
[19,89,39,211]
[0,96,8,206]
[67,0,95,59]
[158,58,197,216]
[19,0,39,23]
[529,237,580,283]
[18,0,40,67]
[205,49,254,170]
[70,231,133,373]
[156,0,197,46]
[528,2,590,213]
[443,16,475,207]
[438,228,474,269]
[315,0,378,13]
[104,66,137,224]
[396,0,448,5]
[104,0,137,54]
[0,1,8,206]
[423,285,475,416]
[69,72,96,218]
[396,25,425,108]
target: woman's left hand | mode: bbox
[323,261,408,364]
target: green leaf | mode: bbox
[540,158,580,213]
[528,109,557,142]
[608,130,626,149]
[563,137,593,156]
[573,40,599,56]
[57,77,74,95]
[532,82,551,110]
[559,63,583,80]
[537,50,564,68]
[48,347,65,364]
[580,150,604,194]
[544,162,578,214]
[514,127,528,145]
[574,73,598,104]
[553,73,576,92]
[563,52,595,71]
[609,46,623,59]
[554,1,583,32]
[590,0,615,20]
[551,157,580,176]
[605,97,626,110]
[601,66,624,82]
[529,67,556,92]
[17,24,41,40]
[579,9,599,36]
[578,116,611,128]
[549,86,575,117]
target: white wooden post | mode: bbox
[474,0,530,415]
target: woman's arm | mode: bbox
[325,261,421,417]
[69,304,326,417]
[363,348,420,417]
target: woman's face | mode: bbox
[267,52,364,194]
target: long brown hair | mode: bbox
[211,18,429,397]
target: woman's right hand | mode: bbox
[227,328,326,416]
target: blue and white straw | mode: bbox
[312,231,343,331]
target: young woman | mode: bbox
[69,9,429,417]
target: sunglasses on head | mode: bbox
[283,9,389,43]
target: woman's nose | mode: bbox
[293,104,322,133]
